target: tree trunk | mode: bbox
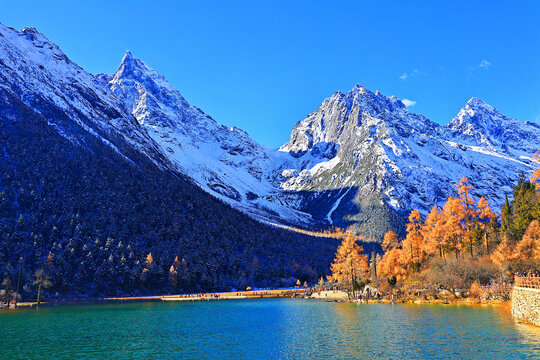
[37,272,43,308]
[15,268,21,307]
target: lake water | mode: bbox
[1,299,539,359]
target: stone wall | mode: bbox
[512,287,540,326]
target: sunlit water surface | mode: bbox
[1,299,538,359]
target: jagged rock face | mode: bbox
[0,24,166,166]
[279,85,539,237]
[447,97,540,156]
[101,52,539,238]
[102,51,314,225]
[1,22,538,239]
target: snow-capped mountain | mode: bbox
[98,52,538,238]
[100,51,313,225]
[277,85,538,236]
[0,23,339,295]
[0,24,168,167]
[447,97,540,156]
[1,22,538,238]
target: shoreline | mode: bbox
[2,288,510,310]
[2,288,312,309]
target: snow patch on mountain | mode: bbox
[0,24,165,165]
[280,84,539,226]
[103,51,314,225]
[2,22,538,236]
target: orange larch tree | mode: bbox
[377,245,408,283]
[440,196,466,257]
[169,256,180,287]
[515,220,540,261]
[456,177,479,257]
[490,234,515,268]
[382,230,398,251]
[329,233,369,298]
[530,151,540,189]
[477,196,498,253]
[422,205,444,258]
[402,209,425,271]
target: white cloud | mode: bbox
[402,99,416,107]
[399,69,419,80]
[479,60,491,69]
[469,60,491,71]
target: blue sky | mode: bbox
[3,1,539,148]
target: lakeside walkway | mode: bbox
[9,288,314,307]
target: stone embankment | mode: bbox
[511,276,540,326]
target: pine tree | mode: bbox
[33,268,52,307]
[14,257,24,307]
[1,266,13,306]
[512,175,537,239]
[370,250,378,280]
[501,195,512,234]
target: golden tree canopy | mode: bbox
[402,209,425,266]
[145,252,154,268]
[477,196,497,224]
[382,231,398,251]
[515,220,540,261]
[377,246,408,282]
[490,235,515,268]
[422,205,443,256]
[329,233,368,284]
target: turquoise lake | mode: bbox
[1,299,539,359]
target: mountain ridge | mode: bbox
[2,23,539,239]
[0,23,343,296]
[99,48,538,238]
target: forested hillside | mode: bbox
[0,88,348,299]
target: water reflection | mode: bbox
[0,300,538,359]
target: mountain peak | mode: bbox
[465,97,496,112]
[122,49,135,62]
[21,27,40,34]
[350,83,369,94]
[467,96,485,105]
[112,50,156,84]
[448,97,522,148]
[118,50,144,70]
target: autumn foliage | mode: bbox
[531,151,540,189]
[377,171,540,293]
[329,233,369,298]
